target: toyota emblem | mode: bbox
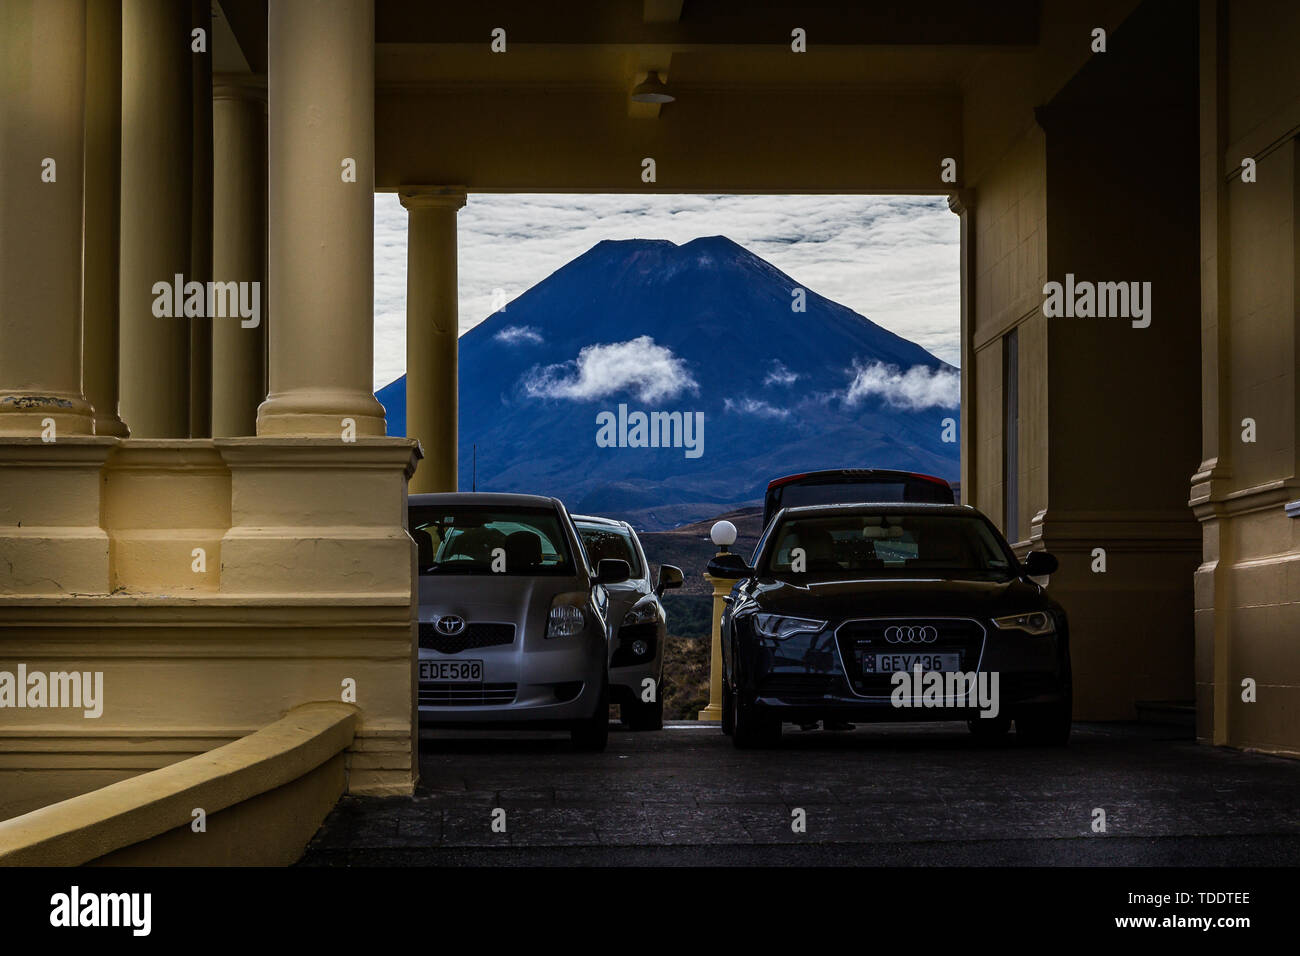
[884,625,938,644]
[434,615,466,636]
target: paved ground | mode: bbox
[298,721,1300,866]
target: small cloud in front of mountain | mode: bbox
[724,397,791,419]
[494,325,544,345]
[844,360,959,410]
[522,335,700,403]
[763,360,799,387]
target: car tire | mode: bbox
[1015,698,1071,746]
[967,713,1012,740]
[623,687,664,731]
[732,688,781,749]
[571,676,610,752]
[721,681,735,736]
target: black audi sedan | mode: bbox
[715,502,1070,748]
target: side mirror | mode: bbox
[655,564,684,596]
[594,558,631,585]
[706,552,754,578]
[1022,550,1058,577]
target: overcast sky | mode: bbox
[373,193,959,392]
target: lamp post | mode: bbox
[699,520,740,721]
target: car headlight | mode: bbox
[622,600,660,627]
[754,613,827,640]
[992,611,1056,636]
[547,603,586,639]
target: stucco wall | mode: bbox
[963,0,1204,720]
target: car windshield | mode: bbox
[575,524,643,578]
[761,512,1016,578]
[410,505,574,575]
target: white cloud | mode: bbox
[763,360,799,387]
[844,360,960,410]
[494,325,543,345]
[724,397,791,419]
[522,335,699,403]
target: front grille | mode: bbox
[418,682,517,706]
[418,621,515,654]
[835,618,985,697]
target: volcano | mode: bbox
[378,236,959,530]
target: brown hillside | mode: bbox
[637,506,764,596]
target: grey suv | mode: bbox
[409,493,630,751]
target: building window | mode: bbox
[1003,327,1019,543]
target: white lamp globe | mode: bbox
[710,520,738,549]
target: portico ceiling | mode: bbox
[375,0,1042,47]
[215,1,1054,193]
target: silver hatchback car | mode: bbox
[572,515,683,730]
[409,493,630,751]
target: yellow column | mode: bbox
[82,0,129,438]
[211,76,267,437]
[119,0,193,437]
[257,0,386,437]
[401,188,466,492]
[0,0,113,597]
[0,0,95,437]
[1191,0,1234,747]
[699,566,741,721]
[950,189,973,504]
[189,0,213,438]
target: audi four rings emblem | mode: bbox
[884,625,939,644]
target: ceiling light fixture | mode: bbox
[631,71,675,104]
